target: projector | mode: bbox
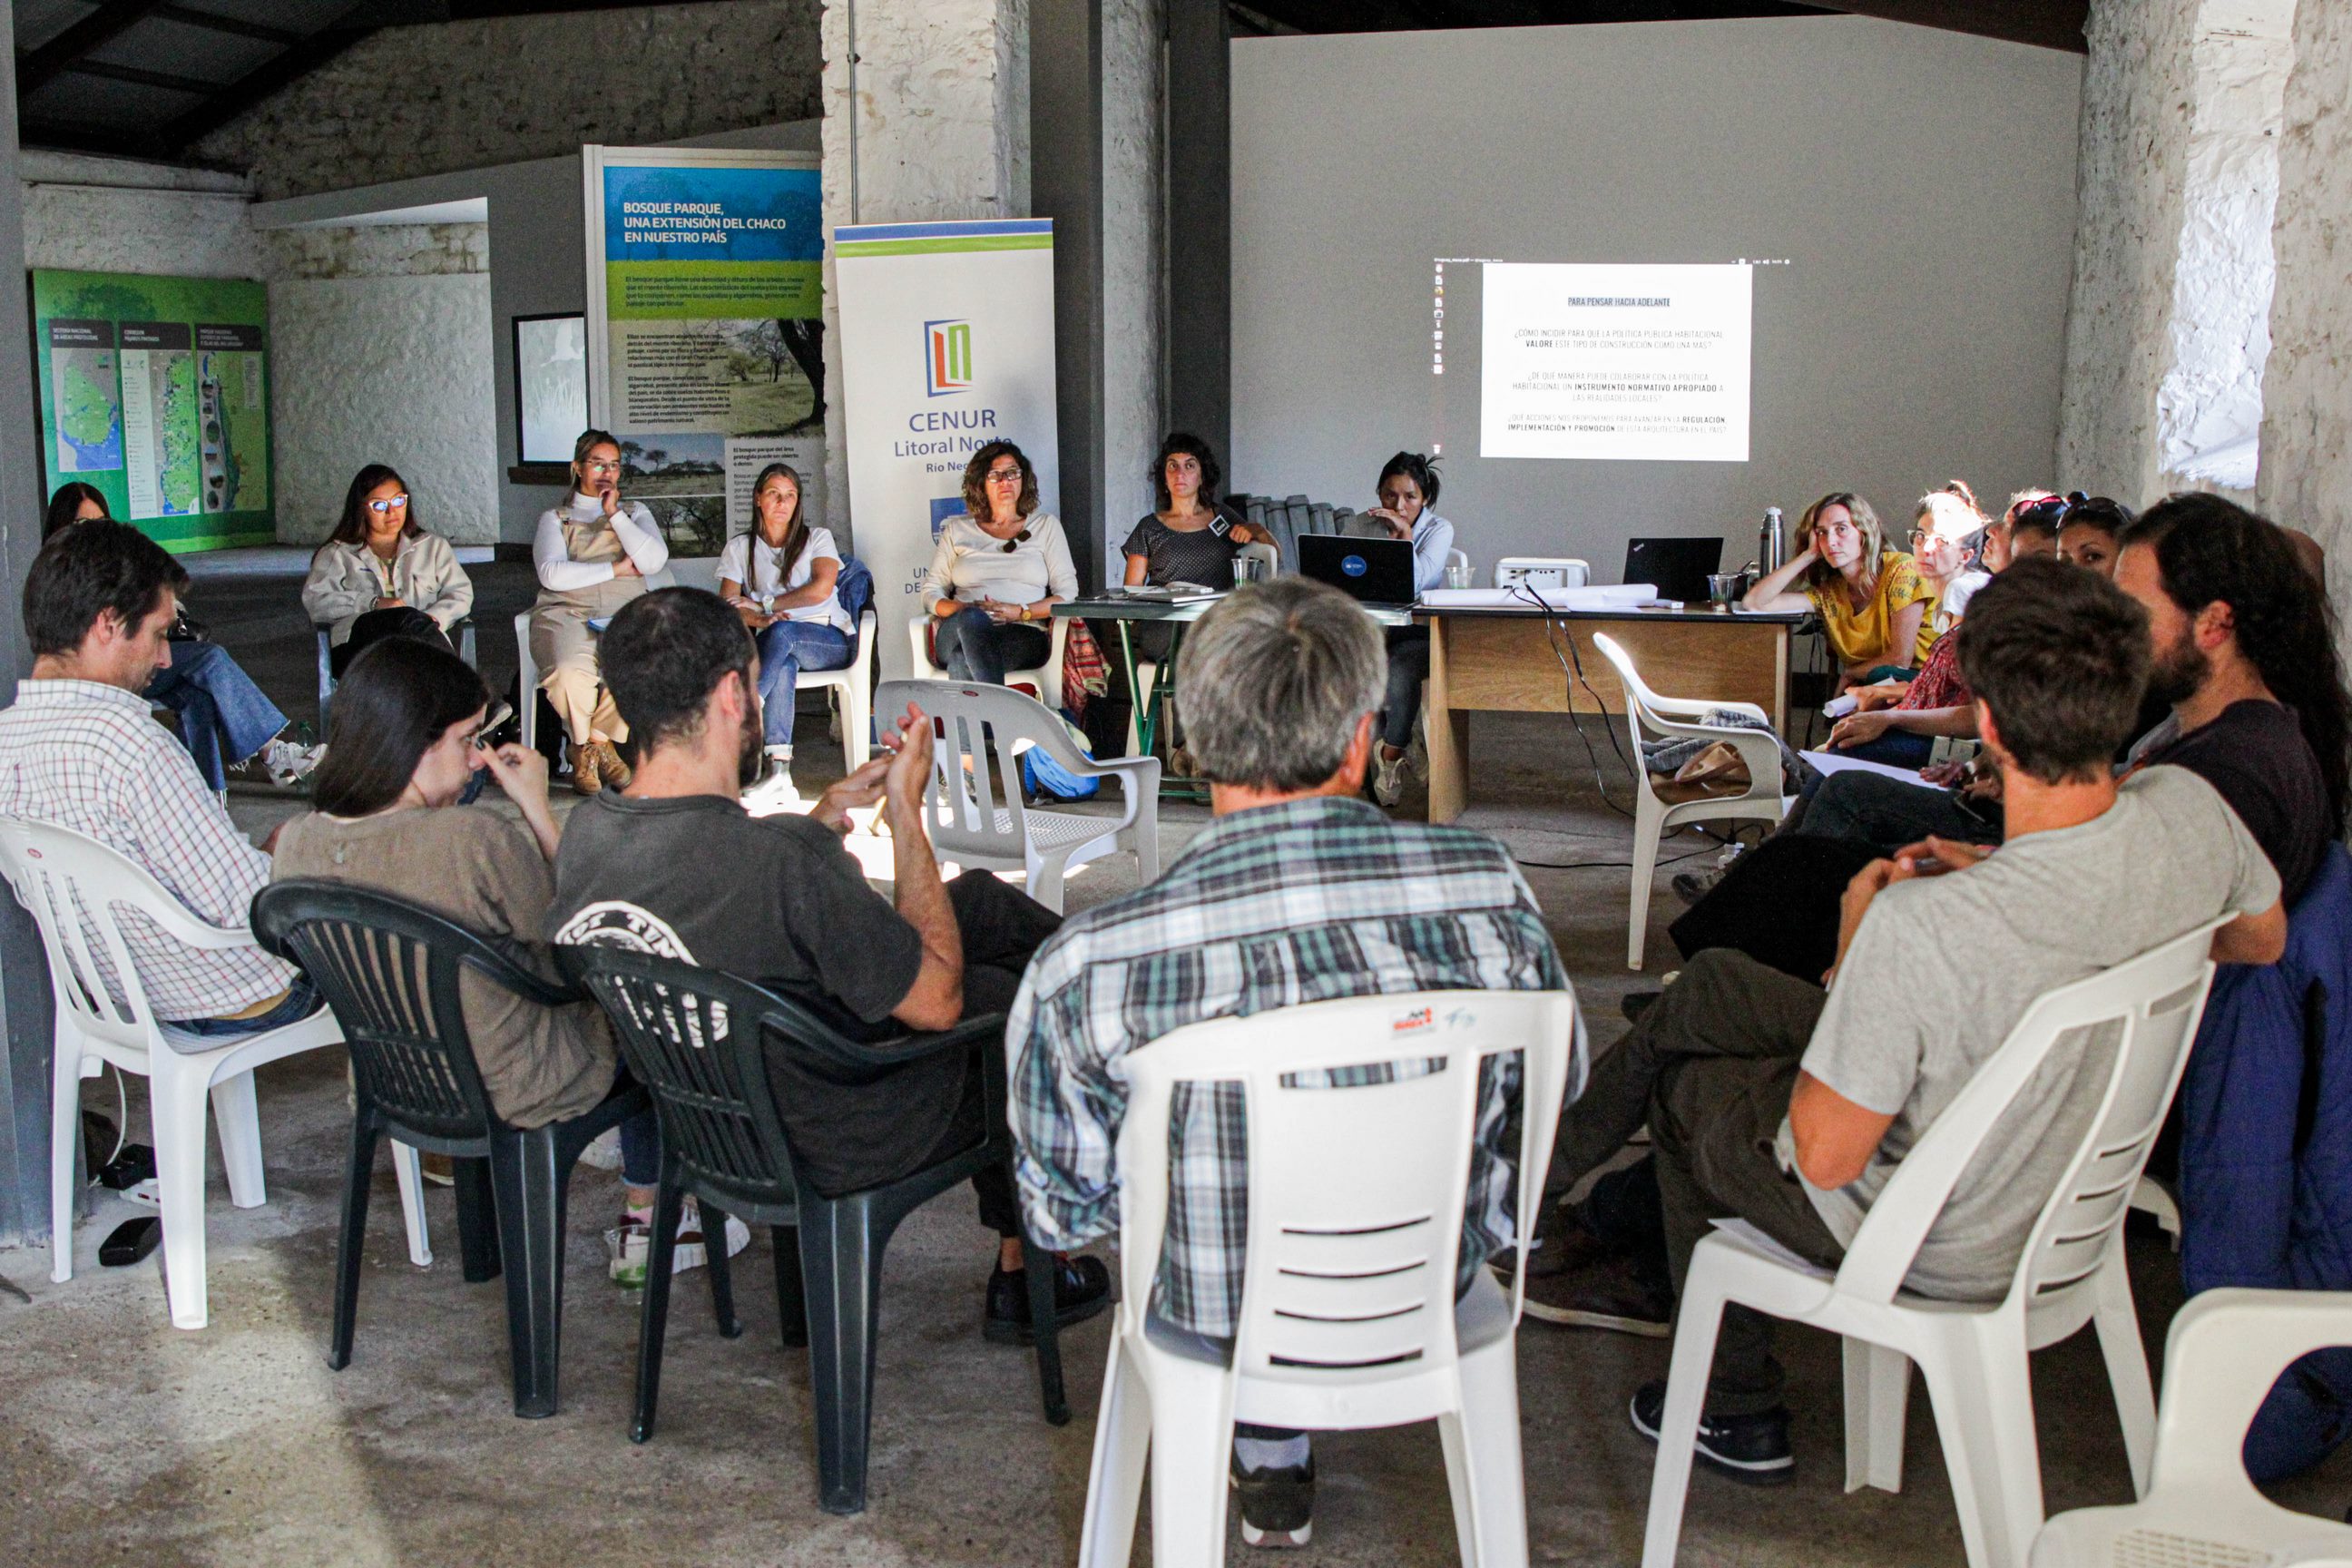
[1494,556,1591,591]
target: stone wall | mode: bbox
[20,152,265,276]
[191,0,822,201]
[1102,0,1167,554]
[2055,0,2206,503]
[2256,0,2352,609]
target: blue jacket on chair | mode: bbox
[2179,842,2352,1482]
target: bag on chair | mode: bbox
[1022,711,1102,800]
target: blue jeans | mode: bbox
[147,642,289,791]
[754,620,853,747]
[931,605,1048,686]
[171,974,323,1041]
[1828,730,1935,769]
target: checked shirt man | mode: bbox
[1009,578,1576,1550]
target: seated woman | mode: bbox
[302,463,475,678]
[719,461,851,806]
[271,638,739,1277]
[1742,491,1931,689]
[44,482,303,791]
[2059,495,2134,576]
[1909,485,1991,665]
[924,440,1078,685]
[531,429,668,795]
[1120,432,1276,675]
[1346,452,1455,807]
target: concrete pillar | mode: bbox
[2256,0,2352,612]
[818,0,1033,555]
[1101,0,1166,559]
[2057,0,2293,505]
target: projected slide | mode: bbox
[1480,262,1751,463]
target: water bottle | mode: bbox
[1759,505,1785,575]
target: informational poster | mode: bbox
[32,270,273,551]
[833,219,1059,683]
[1480,262,1751,463]
[583,146,823,557]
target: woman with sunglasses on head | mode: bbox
[531,428,670,794]
[2058,494,2133,577]
[303,464,475,678]
[924,439,1078,685]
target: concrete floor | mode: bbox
[4,563,2347,1565]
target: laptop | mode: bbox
[1622,536,1724,604]
[1299,534,1419,606]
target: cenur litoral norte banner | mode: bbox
[582,146,824,556]
[32,270,273,552]
[832,220,1060,684]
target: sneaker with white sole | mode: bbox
[741,750,801,817]
[261,736,326,788]
[1627,1378,1794,1485]
[1231,1449,1314,1548]
[1372,750,1406,808]
[607,1198,752,1287]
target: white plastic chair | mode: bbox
[1642,918,2227,1568]
[0,818,431,1330]
[2031,1288,2352,1568]
[1591,632,1789,969]
[1077,989,1584,1568]
[875,677,1159,914]
[906,610,1070,706]
[2127,1174,2182,1252]
[796,606,879,765]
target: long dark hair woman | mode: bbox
[41,482,301,791]
[302,463,475,677]
[271,638,723,1269]
[922,439,1078,684]
[718,460,853,806]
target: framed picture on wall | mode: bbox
[513,312,587,466]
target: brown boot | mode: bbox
[589,739,633,790]
[569,740,602,796]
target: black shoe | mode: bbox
[1517,1256,1673,1338]
[1230,1447,1315,1549]
[1622,989,1663,1024]
[983,1253,1112,1345]
[1627,1379,1794,1485]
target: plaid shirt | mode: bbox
[0,679,292,1021]
[1008,795,1574,1338]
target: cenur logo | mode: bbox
[926,318,974,396]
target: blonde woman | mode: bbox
[530,429,669,793]
[1742,491,1930,688]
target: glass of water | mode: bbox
[1232,554,1270,588]
[1444,562,1475,590]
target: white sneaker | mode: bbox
[1372,750,1406,807]
[261,737,325,787]
[607,1198,753,1286]
[740,751,800,817]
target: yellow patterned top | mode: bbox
[1806,551,1935,671]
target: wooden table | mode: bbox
[1422,605,1804,822]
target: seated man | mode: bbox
[1549,559,2284,1484]
[0,520,319,1035]
[546,586,1108,1339]
[1009,577,1575,1549]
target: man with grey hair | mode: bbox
[1007,577,1572,1550]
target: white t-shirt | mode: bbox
[718,526,849,633]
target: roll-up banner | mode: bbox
[832,219,1059,683]
[582,145,825,558]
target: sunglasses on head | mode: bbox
[2015,494,2077,524]
[998,528,1034,554]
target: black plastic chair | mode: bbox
[558,943,1071,1515]
[252,879,650,1418]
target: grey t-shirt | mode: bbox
[1785,764,2278,1300]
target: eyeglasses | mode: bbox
[985,466,1024,485]
[365,494,410,514]
[582,458,622,474]
[998,528,1034,554]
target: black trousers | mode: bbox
[331,606,451,678]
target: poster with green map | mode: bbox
[31,270,272,552]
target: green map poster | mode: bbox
[31,270,272,552]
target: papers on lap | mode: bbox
[1800,750,1939,789]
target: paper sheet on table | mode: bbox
[1800,750,1940,789]
[1420,583,1658,611]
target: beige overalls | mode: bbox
[529,513,645,748]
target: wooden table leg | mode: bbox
[1425,618,1469,822]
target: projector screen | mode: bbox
[1230,16,2083,583]
[1479,262,1752,462]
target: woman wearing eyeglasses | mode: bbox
[531,429,670,794]
[1906,485,1991,665]
[924,440,1078,684]
[303,464,475,678]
